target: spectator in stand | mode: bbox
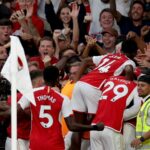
[0,76,10,150]
[90,8,120,43]
[101,28,118,53]
[134,43,150,70]
[29,36,58,70]
[141,25,150,43]
[61,61,81,149]
[45,0,86,44]
[37,0,63,35]
[110,0,150,36]
[81,28,118,58]
[88,0,131,35]
[0,44,10,150]
[144,0,150,20]
[52,2,80,58]
[10,0,44,38]
[0,18,12,47]
[0,0,12,19]
[0,46,8,71]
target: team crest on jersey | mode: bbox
[18,57,23,71]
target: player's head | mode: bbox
[30,70,44,88]
[43,66,59,87]
[121,39,138,60]
[137,75,150,97]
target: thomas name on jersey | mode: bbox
[37,95,56,103]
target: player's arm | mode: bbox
[65,116,104,132]
[110,0,122,22]
[62,96,104,132]
[74,57,94,82]
[124,65,135,81]
[0,97,30,120]
[123,89,142,121]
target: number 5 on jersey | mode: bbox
[39,105,53,128]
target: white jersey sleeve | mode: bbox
[122,59,136,69]
[61,96,73,118]
[123,88,142,121]
[18,96,30,110]
[114,59,136,76]
[92,55,105,66]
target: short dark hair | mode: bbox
[43,66,59,86]
[30,70,43,81]
[131,0,145,10]
[99,8,114,20]
[38,36,56,48]
[138,75,150,84]
[121,39,138,59]
[0,18,12,26]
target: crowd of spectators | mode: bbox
[0,0,150,149]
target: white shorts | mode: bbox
[81,139,91,150]
[5,137,29,150]
[71,81,102,114]
[90,127,124,150]
[64,131,73,150]
[123,123,135,150]
[64,132,91,150]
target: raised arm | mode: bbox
[70,2,80,50]
[45,0,63,31]
[109,0,122,22]
[124,65,135,81]
[126,31,146,54]
[81,36,106,58]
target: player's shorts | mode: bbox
[64,131,73,150]
[71,81,102,114]
[123,123,136,150]
[90,127,124,150]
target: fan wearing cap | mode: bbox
[101,27,118,54]
[131,75,150,149]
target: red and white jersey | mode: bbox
[80,53,135,88]
[92,76,137,132]
[19,86,73,150]
[7,93,30,140]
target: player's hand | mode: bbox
[95,122,104,131]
